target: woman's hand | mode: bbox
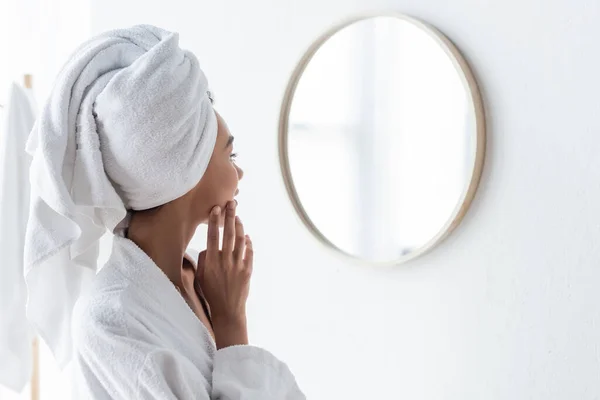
[196,201,253,349]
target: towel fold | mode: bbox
[24,25,218,366]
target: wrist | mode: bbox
[212,314,248,350]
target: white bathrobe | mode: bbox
[72,235,305,399]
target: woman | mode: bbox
[23,25,304,399]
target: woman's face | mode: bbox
[191,111,243,224]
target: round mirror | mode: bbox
[279,14,485,265]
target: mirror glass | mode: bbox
[281,15,484,264]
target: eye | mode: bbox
[230,152,238,161]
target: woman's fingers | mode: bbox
[233,216,245,263]
[206,206,221,262]
[196,250,207,283]
[222,201,237,256]
[244,235,253,272]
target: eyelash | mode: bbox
[230,152,238,161]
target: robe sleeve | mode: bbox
[137,345,305,400]
[212,345,305,400]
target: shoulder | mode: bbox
[73,285,129,348]
[72,281,154,387]
[72,259,145,348]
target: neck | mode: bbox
[126,206,197,288]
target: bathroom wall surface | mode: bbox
[92,1,600,398]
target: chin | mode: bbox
[201,197,236,227]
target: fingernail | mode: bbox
[228,201,236,210]
[212,206,221,216]
[235,216,241,224]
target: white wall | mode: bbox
[0,0,90,108]
[90,0,600,398]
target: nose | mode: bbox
[235,164,244,181]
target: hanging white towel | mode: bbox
[0,82,37,392]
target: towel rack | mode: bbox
[31,336,39,400]
[23,74,32,90]
[19,73,40,400]
[26,74,40,400]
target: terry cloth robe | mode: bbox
[72,235,305,399]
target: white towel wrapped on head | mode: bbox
[24,25,218,366]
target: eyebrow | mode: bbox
[225,135,235,149]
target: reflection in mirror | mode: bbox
[281,15,485,264]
